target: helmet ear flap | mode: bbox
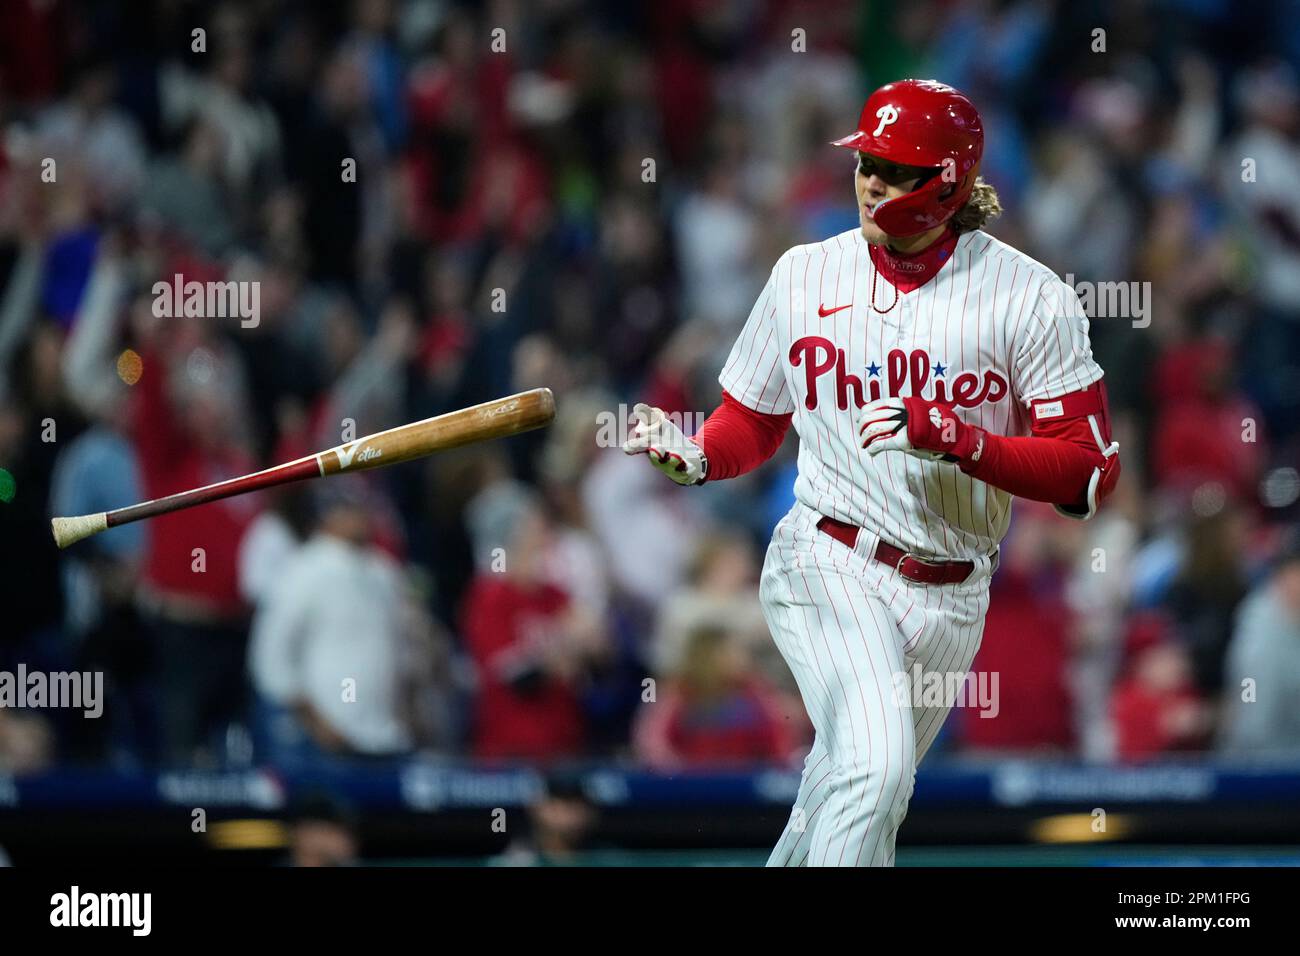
[870,176,946,236]
[911,167,942,191]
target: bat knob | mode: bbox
[51,513,108,549]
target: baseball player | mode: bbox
[623,79,1122,866]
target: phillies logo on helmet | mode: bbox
[872,105,900,136]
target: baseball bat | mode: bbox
[51,387,556,549]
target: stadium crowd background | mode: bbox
[1,0,1300,785]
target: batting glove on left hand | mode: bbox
[622,403,708,485]
[858,396,982,464]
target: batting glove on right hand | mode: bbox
[858,396,972,463]
[622,402,708,485]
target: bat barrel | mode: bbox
[317,387,557,474]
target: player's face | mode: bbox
[854,152,932,247]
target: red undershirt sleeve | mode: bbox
[957,381,1121,515]
[959,425,1104,503]
[689,390,793,481]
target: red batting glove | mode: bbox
[858,396,985,465]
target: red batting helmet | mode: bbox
[832,79,984,237]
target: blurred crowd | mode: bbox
[2,0,1300,776]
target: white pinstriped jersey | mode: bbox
[719,227,1103,561]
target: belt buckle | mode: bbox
[897,550,945,582]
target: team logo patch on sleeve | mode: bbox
[1034,400,1064,420]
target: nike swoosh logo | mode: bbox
[818,303,853,317]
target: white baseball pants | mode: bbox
[760,502,994,867]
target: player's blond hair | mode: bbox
[951,177,1002,234]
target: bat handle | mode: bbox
[51,513,109,549]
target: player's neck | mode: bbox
[869,225,960,295]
